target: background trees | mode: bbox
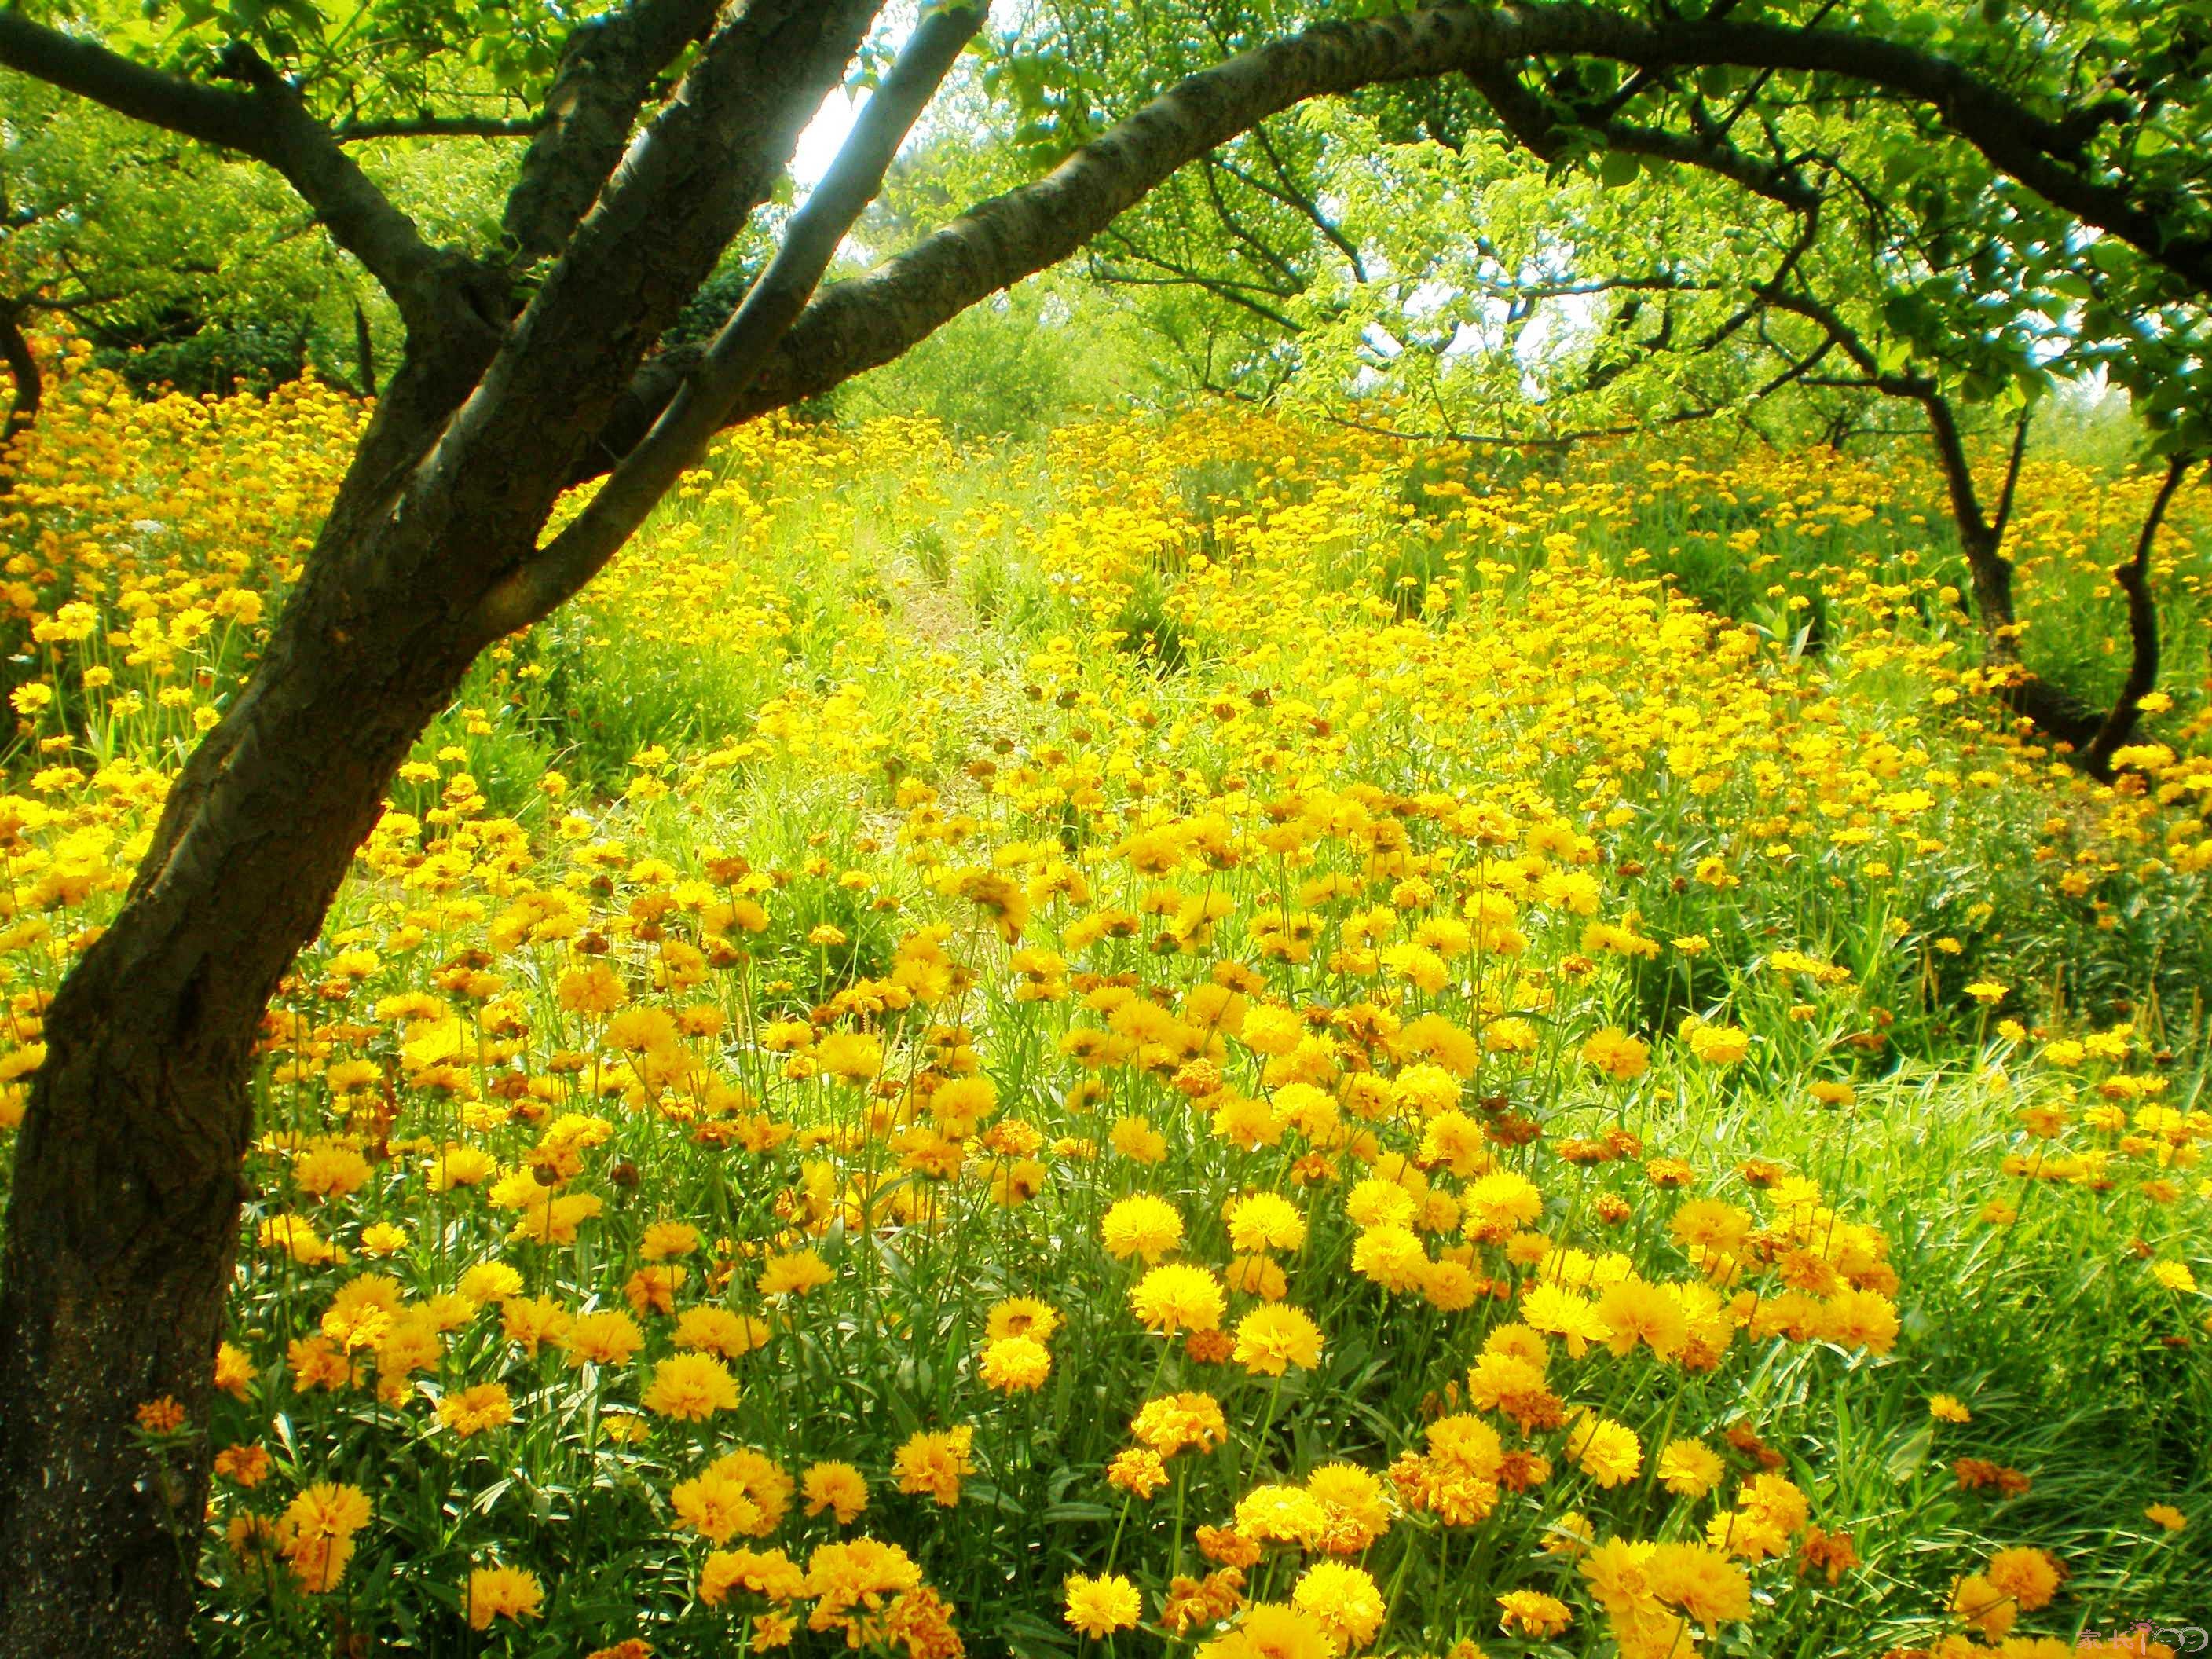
[0,0,2208,1650]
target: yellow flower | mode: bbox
[1580,1026,1649,1081]
[1684,1022,1750,1064]
[1131,1391,1227,1457]
[802,1462,870,1525]
[1130,1264,1225,1335]
[562,1309,644,1368]
[1063,1572,1141,1639]
[700,1545,805,1606]
[1657,1437,1723,1498]
[804,1538,921,1629]
[1293,1562,1385,1648]
[1232,1304,1324,1375]
[1107,1448,1169,1498]
[557,961,628,1014]
[213,1342,257,1400]
[1236,1485,1330,1547]
[278,1482,372,1594]
[986,1297,1062,1343]
[1101,1193,1185,1262]
[643,1352,741,1421]
[1983,1546,2059,1612]
[214,1443,272,1487]
[1496,1589,1573,1637]
[466,1563,544,1630]
[980,1334,1053,1392]
[1565,1415,1642,1487]
[894,1426,975,1507]
[641,1220,701,1260]
[2152,1259,2198,1293]
[673,1448,794,1542]
[437,1382,514,1437]
[674,1305,774,1359]
[815,1029,883,1082]
[758,1248,835,1298]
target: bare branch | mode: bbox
[334,114,544,141]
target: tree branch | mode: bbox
[1,305,41,467]
[334,114,544,141]
[0,15,473,336]
[591,3,1589,465]
[586,0,2212,468]
[2083,456,2192,777]
[500,0,725,261]
[479,0,987,635]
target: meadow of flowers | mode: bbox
[0,348,2208,1657]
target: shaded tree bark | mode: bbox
[0,306,39,474]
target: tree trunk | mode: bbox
[1,306,41,487]
[0,487,511,1652]
[0,1034,246,1654]
[2081,456,2191,779]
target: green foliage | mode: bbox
[838,279,1152,441]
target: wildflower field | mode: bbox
[1,354,2209,1658]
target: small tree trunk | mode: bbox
[353,299,379,399]
[1917,395,2108,755]
[1,306,42,488]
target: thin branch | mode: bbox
[482,0,987,634]
[1091,253,1306,333]
[0,16,464,329]
[1229,128,1369,281]
[335,114,544,141]
[1989,406,2032,551]
[2084,456,2192,776]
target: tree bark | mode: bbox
[2082,456,2191,778]
[0,306,41,481]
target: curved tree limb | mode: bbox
[0,14,472,336]
[333,113,544,141]
[2083,456,2193,777]
[478,0,988,635]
